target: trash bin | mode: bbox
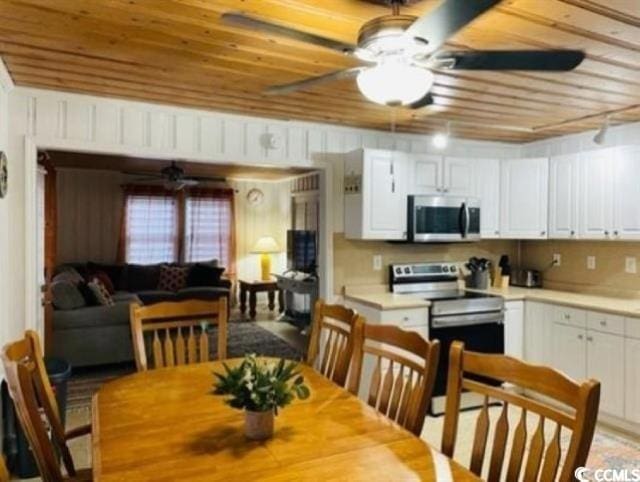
[2,357,71,478]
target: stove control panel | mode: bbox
[391,262,458,279]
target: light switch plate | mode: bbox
[626,256,637,274]
[587,256,596,270]
[553,253,561,267]
[373,255,382,271]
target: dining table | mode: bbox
[92,359,481,481]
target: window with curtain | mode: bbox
[124,191,179,264]
[185,191,234,269]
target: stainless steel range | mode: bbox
[389,262,505,414]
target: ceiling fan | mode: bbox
[124,161,225,191]
[222,0,585,109]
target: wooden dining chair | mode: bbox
[130,298,228,371]
[306,299,359,386]
[347,319,440,436]
[442,341,601,482]
[1,331,92,482]
[0,456,10,482]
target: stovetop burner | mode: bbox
[417,290,499,302]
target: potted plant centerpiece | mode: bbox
[213,354,310,440]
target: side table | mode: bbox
[239,279,284,320]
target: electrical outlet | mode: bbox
[553,253,561,267]
[626,257,637,274]
[587,256,596,270]
[373,255,382,271]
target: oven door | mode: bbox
[408,195,481,242]
[429,311,504,401]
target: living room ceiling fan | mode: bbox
[222,0,585,109]
[124,161,225,191]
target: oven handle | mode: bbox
[464,202,470,237]
[431,312,504,328]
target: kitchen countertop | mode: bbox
[344,284,640,316]
[343,285,431,310]
[468,286,640,317]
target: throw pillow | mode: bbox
[158,265,189,292]
[76,281,99,306]
[90,271,115,294]
[88,278,115,306]
[87,262,125,289]
[53,268,84,285]
[51,281,86,310]
[186,263,225,287]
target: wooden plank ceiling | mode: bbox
[0,0,639,143]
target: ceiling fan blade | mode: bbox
[408,93,434,110]
[441,50,585,71]
[266,67,363,95]
[406,0,502,55]
[122,171,163,178]
[221,12,356,54]
[186,176,227,183]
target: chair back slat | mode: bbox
[1,331,77,481]
[442,341,601,482]
[131,298,228,371]
[469,396,490,476]
[175,329,186,365]
[540,424,563,482]
[506,408,528,481]
[348,320,440,436]
[487,402,510,482]
[307,299,359,386]
[0,456,9,482]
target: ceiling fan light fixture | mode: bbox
[356,62,433,106]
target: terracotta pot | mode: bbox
[244,410,274,441]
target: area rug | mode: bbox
[67,322,303,410]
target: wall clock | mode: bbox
[0,151,7,199]
[246,188,264,206]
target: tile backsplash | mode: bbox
[520,240,640,297]
[333,233,518,294]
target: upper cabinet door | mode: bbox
[367,150,409,238]
[411,154,442,195]
[500,157,549,239]
[579,148,614,239]
[549,154,579,239]
[613,146,640,240]
[474,158,501,238]
[443,157,476,196]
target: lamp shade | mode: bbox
[251,236,280,254]
[357,62,434,106]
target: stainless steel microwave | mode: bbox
[408,195,481,242]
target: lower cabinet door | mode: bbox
[625,337,640,423]
[587,331,625,418]
[552,323,586,381]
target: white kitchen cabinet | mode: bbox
[344,149,409,240]
[504,300,524,359]
[411,154,442,195]
[625,337,640,424]
[524,301,553,365]
[410,155,475,196]
[579,148,614,239]
[474,158,501,238]
[613,146,640,240]
[549,153,579,239]
[587,330,625,418]
[552,322,586,381]
[500,157,549,239]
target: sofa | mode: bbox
[50,261,231,367]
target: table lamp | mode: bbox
[251,236,280,281]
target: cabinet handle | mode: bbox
[600,320,607,326]
[495,230,500,235]
[578,334,584,340]
[564,314,570,320]
[403,316,409,322]
[391,180,395,193]
[604,230,609,236]
[570,230,575,236]
[587,336,593,342]
[443,187,449,193]
[614,230,619,236]
[541,230,546,236]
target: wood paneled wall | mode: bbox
[56,168,124,264]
